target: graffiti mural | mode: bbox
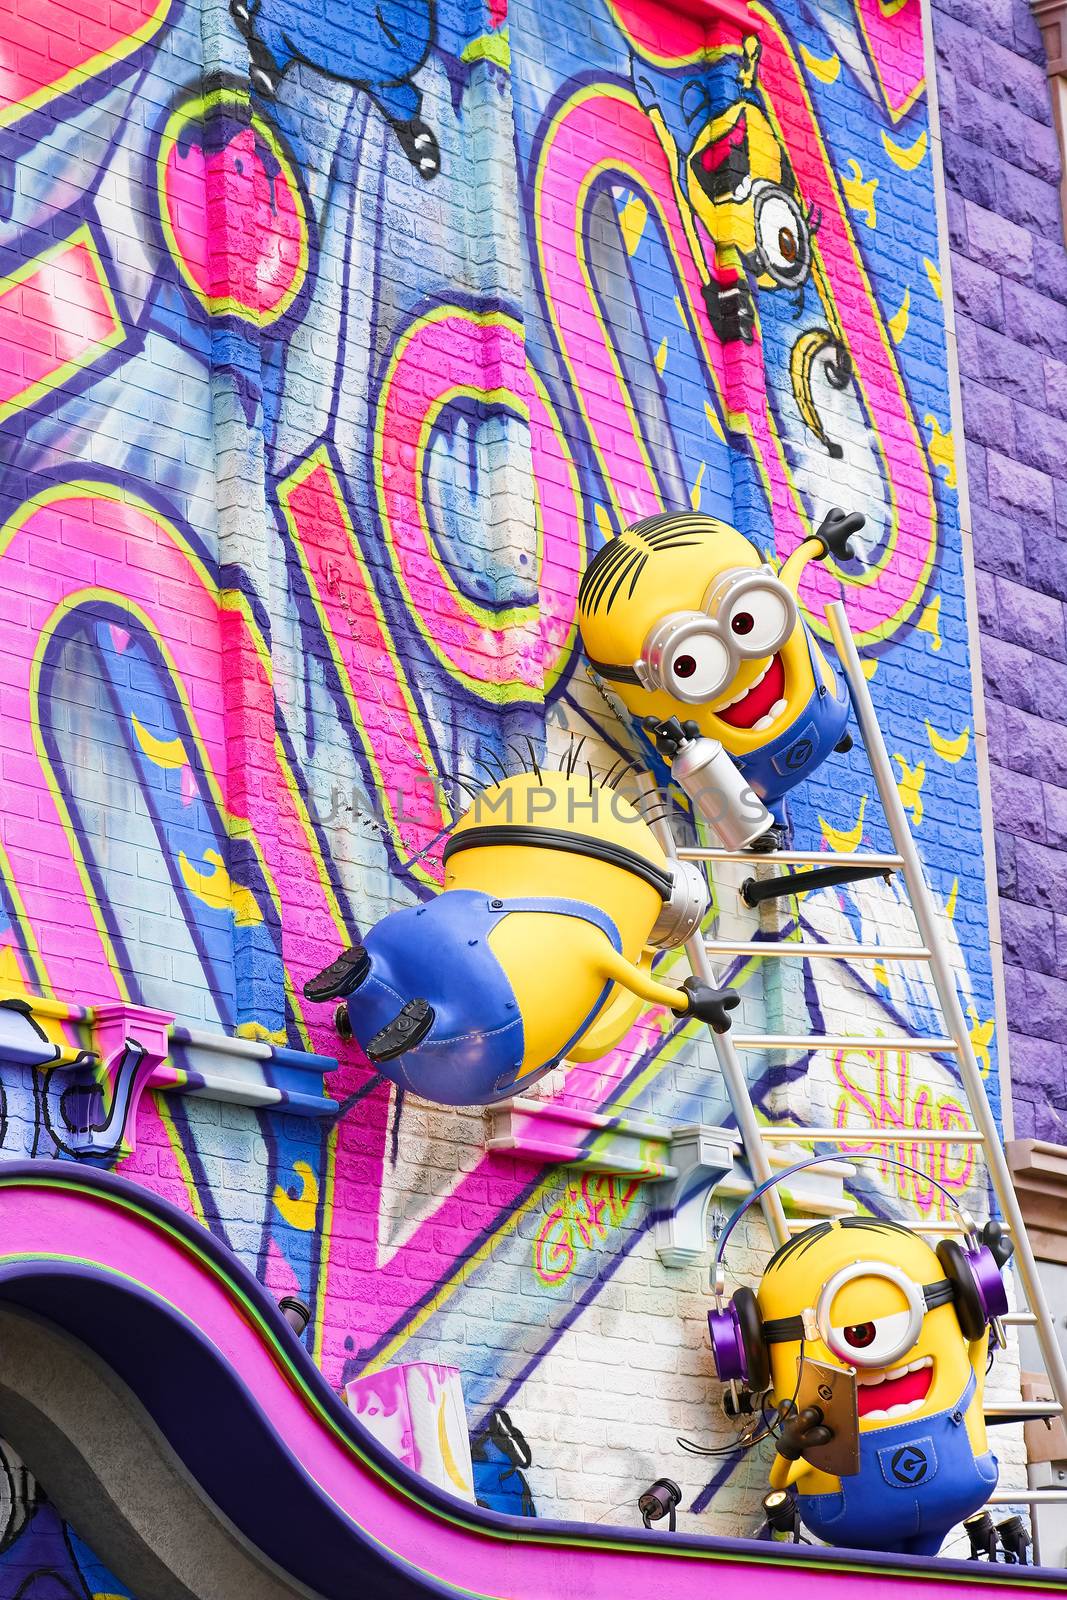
[0,0,1000,1562]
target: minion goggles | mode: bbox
[707,1154,1010,1395]
[444,824,709,949]
[585,566,797,704]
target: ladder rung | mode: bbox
[985,1402,1063,1419]
[897,1221,1014,1237]
[1003,1312,1037,1325]
[759,1128,982,1144]
[678,849,904,869]
[705,941,931,961]
[988,1488,1067,1504]
[730,1035,959,1053]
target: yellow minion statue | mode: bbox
[708,1184,1015,1556]
[578,508,864,846]
[302,759,736,1105]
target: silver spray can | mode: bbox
[670,734,773,851]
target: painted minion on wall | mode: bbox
[578,509,863,845]
[636,36,816,345]
[303,761,736,1106]
[751,1218,1012,1555]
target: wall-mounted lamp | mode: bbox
[638,1478,681,1532]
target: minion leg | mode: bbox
[366,998,435,1062]
[302,946,371,1003]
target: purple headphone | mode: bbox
[707,1154,1012,1394]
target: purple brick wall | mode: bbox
[933,0,1067,1141]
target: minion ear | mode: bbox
[739,35,762,92]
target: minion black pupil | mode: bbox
[732,613,754,636]
[845,1322,876,1348]
[674,654,697,679]
[779,226,797,262]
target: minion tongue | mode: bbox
[716,653,785,729]
[857,1363,932,1419]
[701,110,748,173]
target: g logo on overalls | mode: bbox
[783,739,813,771]
[889,1445,930,1487]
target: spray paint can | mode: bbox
[670,733,773,851]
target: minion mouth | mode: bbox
[857,1356,933,1421]
[714,653,786,730]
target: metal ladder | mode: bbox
[651,598,1067,1509]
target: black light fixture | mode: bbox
[638,1478,681,1531]
[762,1488,799,1541]
[997,1516,1031,1565]
[279,1295,311,1335]
[964,1510,997,1561]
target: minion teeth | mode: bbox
[714,656,773,712]
[857,1356,935,1422]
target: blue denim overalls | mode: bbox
[735,627,850,827]
[798,1369,998,1557]
[345,890,622,1106]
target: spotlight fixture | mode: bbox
[762,1488,799,1541]
[997,1516,1031,1566]
[279,1295,311,1335]
[963,1510,997,1561]
[638,1478,681,1532]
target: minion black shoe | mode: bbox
[367,998,435,1062]
[303,946,371,1002]
[392,117,441,180]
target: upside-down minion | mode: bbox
[635,36,816,345]
[578,509,862,843]
[758,1218,1010,1556]
[303,765,736,1105]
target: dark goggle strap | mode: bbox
[442,824,673,900]
[586,657,643,685]
[761,1278,956,1345]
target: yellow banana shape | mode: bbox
[790,329,852,459]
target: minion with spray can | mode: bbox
[707,1162,1014,1556]
[303,762,735,1106]
[578,509,864,845]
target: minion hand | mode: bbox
[680,976,739,1033]
[981,1219,1014,1269]
[776,1403,833,1463]
[644,715,701,760]
[814,508,865,564]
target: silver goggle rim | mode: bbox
[633,566,797,704]
[815,1261,926,1369]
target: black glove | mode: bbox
[814,507,865,563]
[643,715,701,760]
[681,976,739,1033]
[981,1219,1014,1269]
[776,1403,833,1463]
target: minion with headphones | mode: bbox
[578,508,864,845]
[302,765,735,1106]
[708,1158,1014,1556]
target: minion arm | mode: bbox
[778,509,866,593]
[595,949,738,1031]
[769,1455,805,1491]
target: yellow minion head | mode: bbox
[758,1219,986,1441]
[444,768,673,961]
[578,512,825,758]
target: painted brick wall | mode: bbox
[932,0,1067,1143]
[0,0,1027,1582]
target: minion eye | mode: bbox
[827,1308,913,1367]
[726,586,791,654]
[665,632,730,699]
[753,184,810,289]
